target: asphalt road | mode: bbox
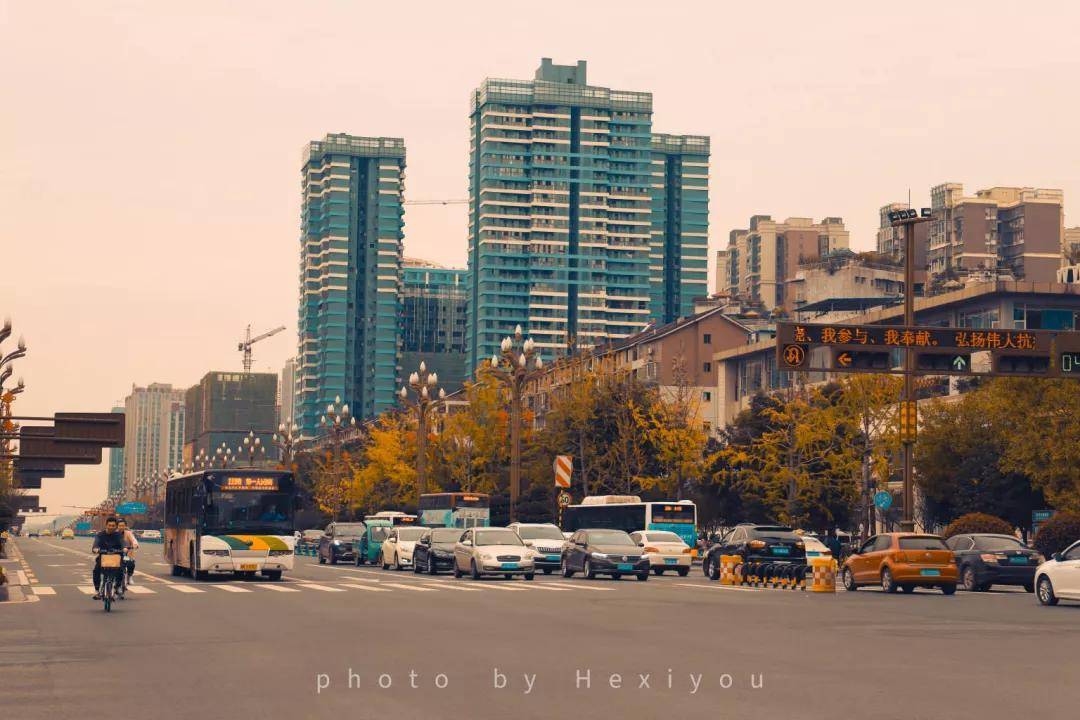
[3,536,1078,720]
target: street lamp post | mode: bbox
[398,362,446,502]
[242,430,265,467]
[216,443,235,468]
[487,325,544,522]
[320,396,355,449]
[273,418,300,469]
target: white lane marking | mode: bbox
[16,570,28,585]
[339,583,392,593]
[31,586,56,595]
[420,583,482,592]
[168,585,204,593]
[153,563,169,567]
[522,583,571,591]
[209,585,251,593]
[296,583,346,592]
[674,582,759,593]
[125,585,156,594]
[543,582,614,592]
[473,583,527,591]
[382,583,438,592]
[308,565,384,576]
[255,584,300,592]
[77,586,96,595]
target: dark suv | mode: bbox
[704,524,806,580]
[317,522,365,565]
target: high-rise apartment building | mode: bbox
[297,134,405,437]
[279,357,296,426]
[122,383,185,493]
[184,372,279,464]
[928,184,1064,282]
[402,259,468,393]
[1065,226,1080,262]
[717,215,849,310]
[649,134,710,324]
[467,58,707,370]
[106,405,125,496]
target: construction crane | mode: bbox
[238,325,286,372]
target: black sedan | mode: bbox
[413,528,462,574]
[945,533,1041,592]
[561,529,649,581]
[703,524,807,580]
[317,522,366,565]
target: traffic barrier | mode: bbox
[808,557,836,593]
[719,555,736,585]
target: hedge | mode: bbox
[1033,512,1080,559]
[942,512,1014,539]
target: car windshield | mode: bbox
[899,537,948,551]
[369,527,390,541]
[475,529,523,547]
[335,524,365,536]
[644,531,683,543]
[397,528,425,541]
[587,531,635,546]
[975,536,1025,551]
[517,526,564,541]
[431,529,462,543]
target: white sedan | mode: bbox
[454,527,535,580]
[1035,540,1080,606]
[629,530,692,576]
[800,535,832,560]
[379,526,426,570]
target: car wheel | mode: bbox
[542,568,552,575]
[612,573,621,580]
[428,559,438,576]
[381,553,390,571]
[881,567,897,593]
[961,566,981,592]
[413,558,422,573]
[524,573,534,581]
[328,553,337,565]
[653,568,664,576]
[395,553,403,571]
[561,560,575,578]
[941,583,957,595]
[1023,582,1034,593]
[318,552,326,565]
[637,572,649,582]
[453,561,463,579]
[1037,576,1058,606]
[355,554,362,567]
[901,584,915,594]
[583,559,596,580]
[264,571,282,582]
[470,559,481,580]
[677,567,689,577]
[708,555,721,581]
[842,567,857,591]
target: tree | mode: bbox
[428,372,511,496]
[309,448,356,521]
[516,481,556,523]
[350,413,418,515]
[637,355,710,500]
[1033,512,1080,559]
[942,512,1015,539]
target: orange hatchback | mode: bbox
[842,533,958,595]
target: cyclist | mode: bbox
[116,518,139,585]
[91,517,125,600]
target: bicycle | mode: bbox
[98,550,126,612]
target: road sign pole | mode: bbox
[900,218,920,532]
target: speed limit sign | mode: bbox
[557,491,572,507]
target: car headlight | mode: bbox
[591,552,608,559]
[333,540,341,546]
[203,549,229,557]
[269,549,292,556]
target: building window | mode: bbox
[703,333,712,344]
[702,391,711,401]
[703,362,711,373]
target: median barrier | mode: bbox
[807,557,836,593]
[719,554,737,585]
[714,558,818,591]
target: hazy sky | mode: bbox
[3,0,1079,514]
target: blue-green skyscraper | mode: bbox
[297,134,405,437]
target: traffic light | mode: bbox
[916,352,972,373]
[832,349,893,371]
[898,401,917,443]
[993,354,1050,376]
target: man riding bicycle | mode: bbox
[116,518,139,585]
[91,517,125,600]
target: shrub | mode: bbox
[1033,512,1080,559]
[942,512,1015,539]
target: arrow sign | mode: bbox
[837,352,853,368]
[952,355,967,371]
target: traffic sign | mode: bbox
[557,491,572,508]
[874,491,893,511]
[553,455,573,488]
[914,351,972,374]
[115,502,147,515]
[832,348,892,371]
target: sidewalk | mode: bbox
[0,541,35,603]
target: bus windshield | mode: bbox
[204,491,294,533]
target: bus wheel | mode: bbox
[171,565,182,577]
[263,571,282,581]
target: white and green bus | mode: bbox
[562,496,698,548]
[164,470,297,581]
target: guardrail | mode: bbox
[718,554,837,592]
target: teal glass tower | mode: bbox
[467,59,708,372]
[649,134,710,324]
[297,134,405,437]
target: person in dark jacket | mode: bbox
[91,517,125,599]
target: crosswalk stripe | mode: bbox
[296,583,346,592]
[256,584,300,592]
[31,586,56,595]
[210,585,251,593]
[523,584,571,591]
[382,583,438,592]
[674,582,758,593]
[168,585,204,593]
[339,583,392,593]
[125,585,156,594]
[77,586,96,595]
[475,583,527,591]
[420,583,482,592]
[544,582,614,592]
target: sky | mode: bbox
[3,0,1080,515]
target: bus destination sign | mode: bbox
[221,476,279,492]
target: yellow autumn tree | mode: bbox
[351,413,418,514]
[310,448,357,521]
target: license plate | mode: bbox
[500,562,518,570]
[1010,556,1029,564]
[240,564,258,571]
[920,569,940,576]
[546,555,560,562]
[664,558,677,564]
[772,546,790,555]
[617,563,634,571]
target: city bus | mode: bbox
[418,492,490,528]
[562,496,698,548]
[164,469,297,581]
[364,511,419,526]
